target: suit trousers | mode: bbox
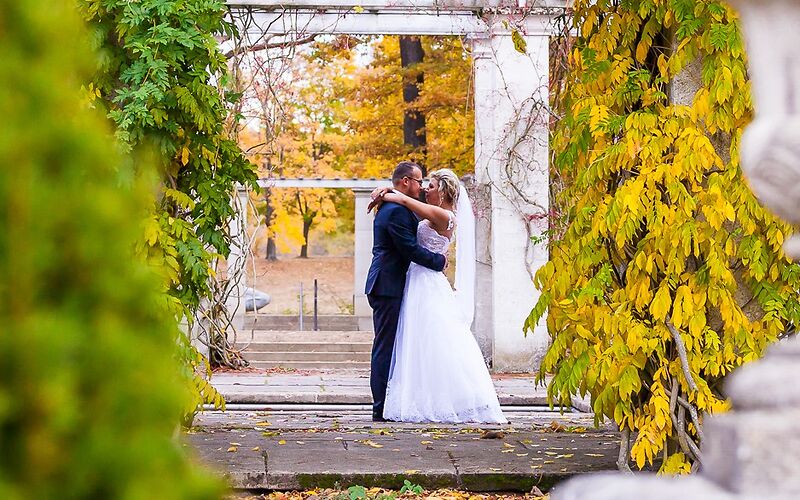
[367,293,402,418]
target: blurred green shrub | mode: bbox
[0,1,223,498]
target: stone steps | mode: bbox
[245,360,372,370]
[236,329,373,369]
[243,314,361,331]
[243,351,372,362]
[234,330,372,343]
[235,341,373,353]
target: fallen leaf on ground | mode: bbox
[227,446,238,452]
[251,447,260,451]
[356,439,384,448]
[278,440,286,445]
[503,442,515,448]
[369,428,393,436]
[480,430,505,439]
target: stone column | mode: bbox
[227,186,250,335]
[470,17,551,372]
[470,40,495,364]
[353,188,375,331]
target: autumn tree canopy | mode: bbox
[238,35,474,256]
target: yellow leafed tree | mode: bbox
[529,0,800,473]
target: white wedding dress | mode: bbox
[383,216,507,424]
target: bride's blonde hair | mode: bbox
[429,168,460,207]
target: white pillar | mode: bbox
[353,188,375,331]
[227,186,250,335]
[471,18,551,372]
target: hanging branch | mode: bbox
[224,34,319,59]
[665,320,700,392]
[617,428,633,474]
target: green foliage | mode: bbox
[347,485,368,499]
[0,1,222,497]
[399,480,424,496]
[83,0,257,309]
[532,0,800,471]
[80,0,258,407]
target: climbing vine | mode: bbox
[529,0,800,472]
[81,0,258,412]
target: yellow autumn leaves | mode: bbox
[532,0,800,473]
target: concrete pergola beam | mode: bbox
[227,0,566,12]
[226,0,565,36]
[254,178,391,189]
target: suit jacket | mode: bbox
[365,201,446,298]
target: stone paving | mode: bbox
[190,369,611,492]
[211,369,589,411]
[186,409,619,492]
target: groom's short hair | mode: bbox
[392,161,420,186]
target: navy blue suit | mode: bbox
[365,202,446,419]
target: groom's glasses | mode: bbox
[405,176,424,187]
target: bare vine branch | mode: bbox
[665,319,699,392]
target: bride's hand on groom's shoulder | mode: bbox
[368,187,393,213]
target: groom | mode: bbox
[365,161,446,422]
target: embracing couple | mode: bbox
[365,161,507,424]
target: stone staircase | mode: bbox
[234,329,373,370]
[243,314,360,332]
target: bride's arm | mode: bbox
[381,190,451,228]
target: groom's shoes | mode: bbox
[372,415,389,422]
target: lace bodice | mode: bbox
[417,218,453,255]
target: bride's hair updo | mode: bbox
[429,168,460,207]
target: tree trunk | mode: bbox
[300,216,313,258]
[266,238,277,261]
[263,186,277,261]
[400,36,427,173]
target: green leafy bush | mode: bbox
[0,1,222,498]
[81,0,259,407]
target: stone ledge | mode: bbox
[702,408,800,496]
[551,474,738,500]
[185,425,621,492]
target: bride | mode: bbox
[370,169,507,424]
